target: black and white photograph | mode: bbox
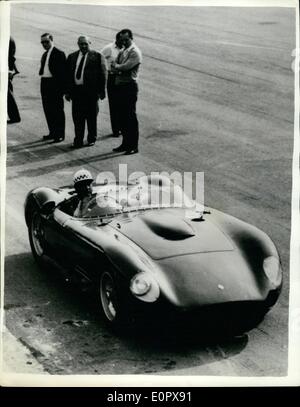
[0,0,299,386]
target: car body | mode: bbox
[24,174,282,333]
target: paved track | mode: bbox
[4,4,295,377]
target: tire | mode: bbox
[99,271,131,330]
[28,212,46,264]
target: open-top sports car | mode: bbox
[24,174,282,333]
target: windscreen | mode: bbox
[81,182,197,218]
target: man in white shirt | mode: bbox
[111,29,142,155]
[101,32,123,138]
[39,33,66,142]
[65,36,107,148]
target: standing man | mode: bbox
[39,33,66,142]
[7,37,21,124]
[65,35,107,148]
[101,32,123,138]
[112,29,142,155]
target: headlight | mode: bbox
[263,256,282,287]
[130,272,160,302]
[130,272,151,295]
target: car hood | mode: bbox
[154,251,268,307]
[109,209,234,260]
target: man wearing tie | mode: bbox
[65,36,107,148]
[39,33,66,142]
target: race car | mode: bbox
[24,174,282,333]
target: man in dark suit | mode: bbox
[7,37,21,124]
[65,35,107,148]
[39,33,66,142]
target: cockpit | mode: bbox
[58,175,201,219]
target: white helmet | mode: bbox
[73,168,93,185]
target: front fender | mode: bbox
[208,208,282,289]
[103,240,152,280]
[209,208,279,257]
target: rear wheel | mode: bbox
[28,212,46,263]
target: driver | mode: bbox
[73,168,94,217]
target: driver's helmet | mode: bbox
[73,168,93,185]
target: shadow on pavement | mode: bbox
[7,144,71,167]
[7,140,45,153]
[100,133,121,140]
[7,150,121,180]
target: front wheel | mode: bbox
[28,212,46,264]
[99,271,132,330]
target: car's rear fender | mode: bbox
[24,187,70,226]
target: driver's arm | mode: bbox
[73,201,82,217]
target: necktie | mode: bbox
[116,50,124,64]
[39,51,48,75]
[76,55,85,80]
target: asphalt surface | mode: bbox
[3,4,295,377]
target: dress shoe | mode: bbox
[7,119,21,124]
[113,145,127,152]
[42,134,54,141]
[125,148,139,155]
[86,142,95,147]
[52,137,64,143]
[71,143,83,149]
